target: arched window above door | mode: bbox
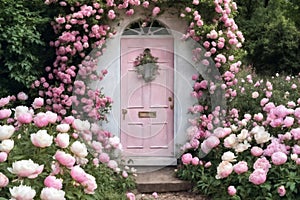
[122,20,171,36]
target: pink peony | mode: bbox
[56,124,70,133]
[271,152,287,165]
[253,157,271,172]
[70,165,88,183]
[216,161,233,179]
[99,153,110,163]
[54,150,76,168]
[152,192,158,199]
[283,116,294,127]
[108,160,118,169]
[191,157,200,165]
[40,187,65,200]
[17,112,33,124]
[44,175,63,190]
[249,169,267,185]
[32,97,44,109]
[233,161,248,174]
[251,146,264,157]
[291,128,300,140]
[0,152,8,162]
[17,92,28,100]
[278,185,286,197]
[227,186,237,196]
[30,130,53,148]
[54,133,70,148]
[0,109,12,120]
[0,172,9,187]
[181,153,193,165]
[201,135,220,154]
[33,113,49,128]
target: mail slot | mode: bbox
[138,111,156,118]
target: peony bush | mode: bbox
[177,68,300,199]
[0,96,135,199]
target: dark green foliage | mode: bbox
[236,0,300,75]
[0,0,54,96]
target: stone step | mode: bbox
[134,167,192,193]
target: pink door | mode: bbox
[120,38,174,157]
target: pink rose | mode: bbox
[54,150,76,168]
[251,146,264,157]
[227,186,236,196]
[44,175,63,190]
[271,152,287,165]
[249,169,267,185]
[278,185,286,197]
[32,97,44,109]
[126,192,136,200]
[0,172,9,187]
[152,7,160,16]
[233,161,248,174]
[181,153,193,165]
[0,109,12,120]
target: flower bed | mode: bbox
[0,96,135,199]
[177,69,300,199]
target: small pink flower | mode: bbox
[271,152,287,165]
[181,153,193,165]
[126,192,136,200]
[227,186,236,196]
[278,185,286,196]
[44,175,63,190]
[249,169,267,185]
[152,192,158,199]
[122,171,128,178]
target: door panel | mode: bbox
[120,38,174,156]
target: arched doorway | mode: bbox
[120,20,175,158]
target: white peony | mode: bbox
[30,130,53,148]
[221,151,237,162]
[251,126,271,144]
[72,119,90,131]
[70,141,88,158]
[56,124,70,133]
[9,185,36,200]
[0,139,14,153]
[40,187,66,200]
[0,125,15,141]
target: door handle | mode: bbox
[168,96,173,110]
[122,109,128,120]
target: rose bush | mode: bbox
[177,69,300,199]
[0,96,135,199]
